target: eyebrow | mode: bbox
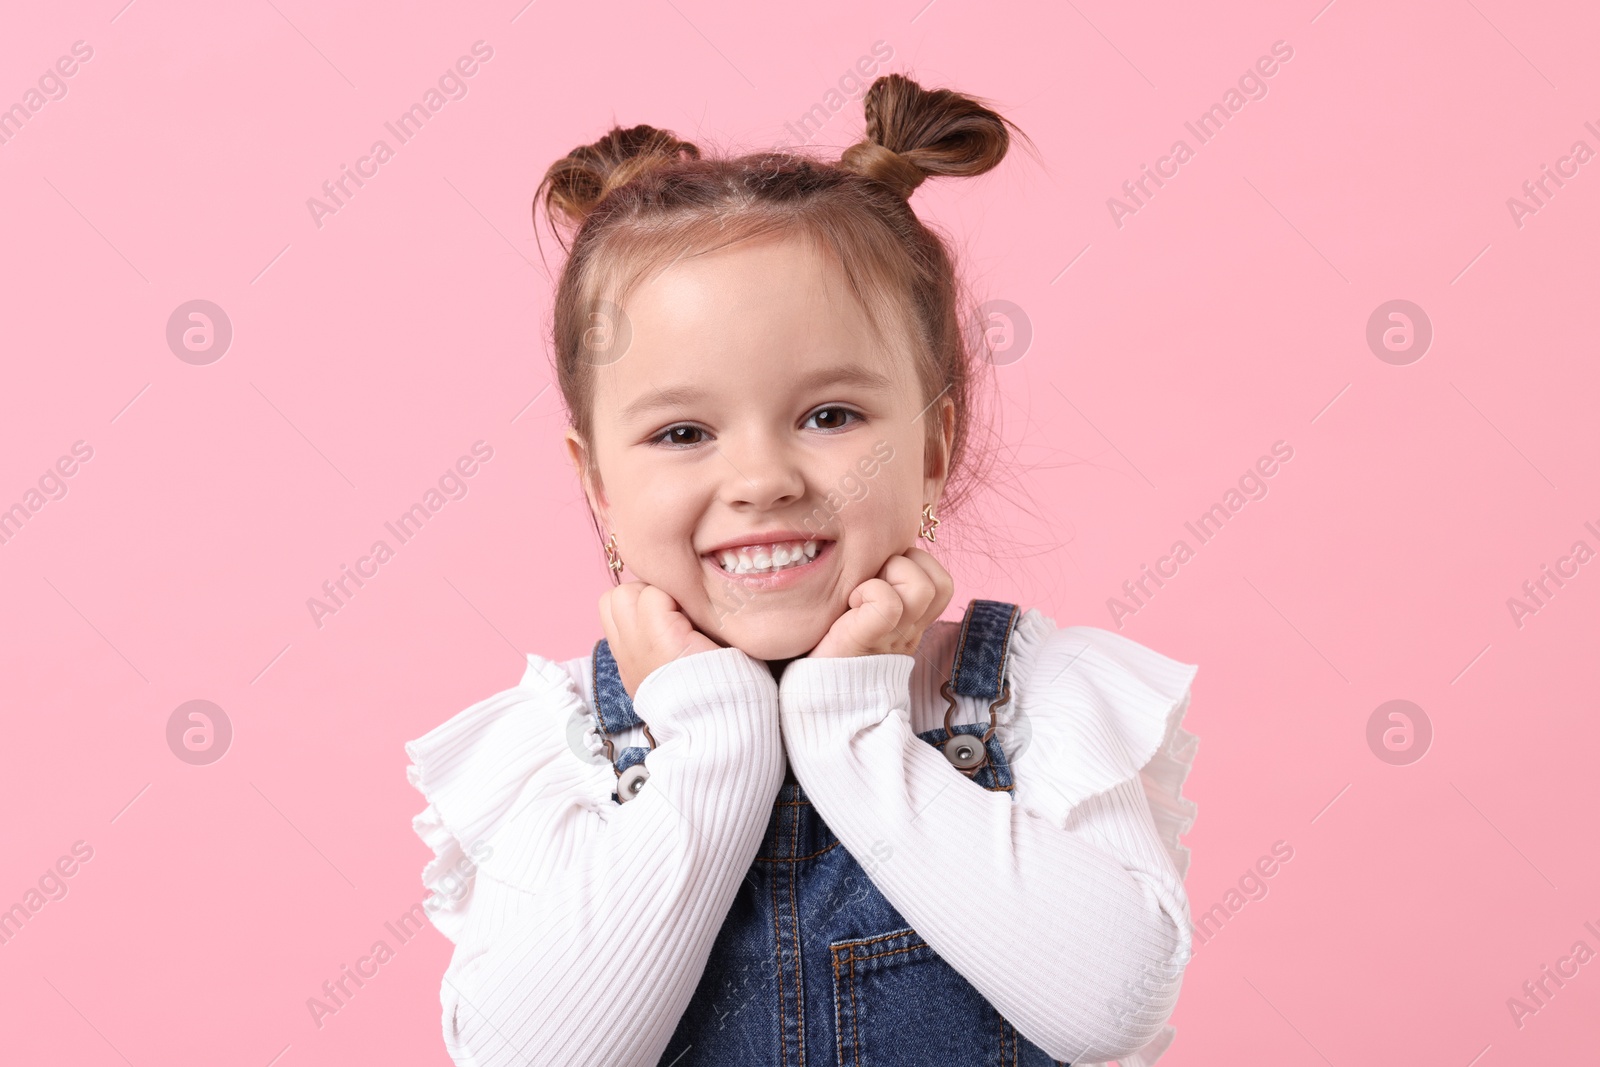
[618,364,897,422]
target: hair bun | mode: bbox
[538,124,699,231]
[838,73,1014,199]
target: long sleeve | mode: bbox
[405,646,787,1067]
[777,632,1197,1065]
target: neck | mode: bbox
[766,656,802,682]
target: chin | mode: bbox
[720,623,822,663]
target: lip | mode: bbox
[701,530,833,555]
[703,539,834,589]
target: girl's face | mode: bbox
[565,234,956,662]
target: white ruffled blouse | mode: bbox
[405,608,1200,1067]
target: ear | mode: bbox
[922,395,956,505]
[563,429,610,526]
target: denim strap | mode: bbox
[590,638,651,775]
[948,599,1022,699]
[920,598,1022,796]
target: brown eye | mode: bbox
[652,425,708,446]
[805,407,862,432]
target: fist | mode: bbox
[598,582,719,699]
[810,547,955,659]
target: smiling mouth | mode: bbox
[704,538,831,577]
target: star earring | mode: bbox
[918,503,941,543]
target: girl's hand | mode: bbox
[809,547,955,659]
[598,582,719,699]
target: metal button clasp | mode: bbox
[616,763,650,802]
[943,732,987,770]
[601,721,657,803]
[939,679,1009,775]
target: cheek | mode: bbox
[614,468,695,526]
[835,485,920,579]
[851,469,920,536]
[605,475,702,569]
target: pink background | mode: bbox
[3,0,1597,1063]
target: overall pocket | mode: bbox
[830,926,1048,1067]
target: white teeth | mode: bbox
[712,539,823,575]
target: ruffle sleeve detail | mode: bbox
[1003,615,1200,877]
[1001,615,1200,1067]
[403,653,612,945]
[1137,686,1200,881]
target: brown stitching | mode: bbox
[788,798,805,1067]
[829,943,863,1067]
[849,942,928,964]
[849,950,861,1067]
[830,948,846,1067]
[834,928,921,951]
[832,931,935,1067]
[789,789,801,859]
[994,603,1019,704]
[768,842,788,1067]
[753,840,841,863]
[949,600,977,686]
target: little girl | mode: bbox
[406,73,1201,1067]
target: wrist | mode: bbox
[777,652,915,718]
[633,645,779,731]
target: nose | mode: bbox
[721,430,805,512]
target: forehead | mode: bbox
[594,236,917,419]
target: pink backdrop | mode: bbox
[3,0,1597,1063]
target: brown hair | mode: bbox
[535,73,1030,581]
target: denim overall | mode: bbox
[590,600,1070,1067]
